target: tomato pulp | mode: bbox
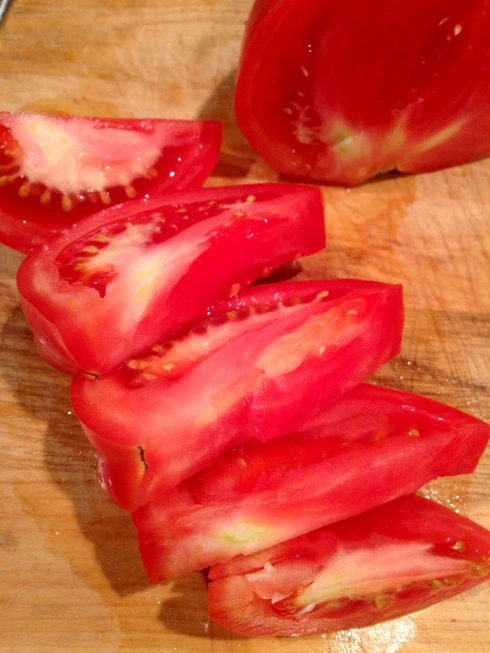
[235,0,490,185]
[70,280,404,512]
[208,494,490,636]
[0,113,223,252]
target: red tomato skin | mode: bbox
[236,0,490,185]
[0,113,223,253]
[132,383,490,581]
[17,183,325,376]
[70,279,403,512]
[207,494,490,636]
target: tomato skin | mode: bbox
[236,0,490,185]
[70,279,403,512]
[207,494,490,636]
[17,183,325,376]
[132,383,490,581]
[0,113,223,253]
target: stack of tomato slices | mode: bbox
[1,111,489,637]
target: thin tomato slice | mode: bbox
[0,113,223,252]
[17,183,325,375]
[133,383,490,581]
[207,494,490,636]
[236,0,490,185]
[70,279,403,512]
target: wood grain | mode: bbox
[0,2,489,652]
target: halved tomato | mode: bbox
[133,383,490,581]
[0,112,223,252]
[17,183,325,375]
[235,0,490,185]
[70,279,404,512]
[207,494,490,636]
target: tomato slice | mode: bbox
[235,0,490,185]
[132,383,490,581]
[70,279,403,512]
[0,112,223,252]
[207,494,490,636]
[17,183,325,375]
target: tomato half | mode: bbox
[235,0,490,185]
[207,494,490,636]
[0,112,223,252]
[70,279,403,512]
[17,183,325,375]
[133,383,490,581]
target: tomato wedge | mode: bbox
[17,183,325,375]
[235,0,490,185]
[133,383,490,581]
[0,112,223,252]
[70,279,403,512]
[207,494,490,636]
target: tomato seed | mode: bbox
[61,194,73,212]
[19,182,30,197]
[451,541,465,551]
[99,190,111,205]
[40,189,52,205]
[125,184,137,199]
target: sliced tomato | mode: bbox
[17,183,325,375]
[70,279,403,512]
[235,0,490,185]
[207,494,490,636]
[0,112,223,252]
[132,383,490,581]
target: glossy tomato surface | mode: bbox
[208,494,490,636]
[17,183,325,375]
[236,0,490,185]
[0,112,223,252]
[70,279,403,512]
[133,383,490,581]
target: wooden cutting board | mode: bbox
[0,2,489,652]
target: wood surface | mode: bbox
[0,2,489,652]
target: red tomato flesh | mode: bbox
[70,279,403,512]
[133,383,490,581]
[236,0,490,185]
[207,494,490,636]
[17,183,325,375]
[0,113,223,252]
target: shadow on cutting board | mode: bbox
[0,303,247,638]
[158,573,247,640]
[0,304,149,596]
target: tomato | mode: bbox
[70,279,404,512]
[17,183,325,375]
[235,0,490,185]
[132,383,490,581]
[0,112,223,252]
[207,494,490,636]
